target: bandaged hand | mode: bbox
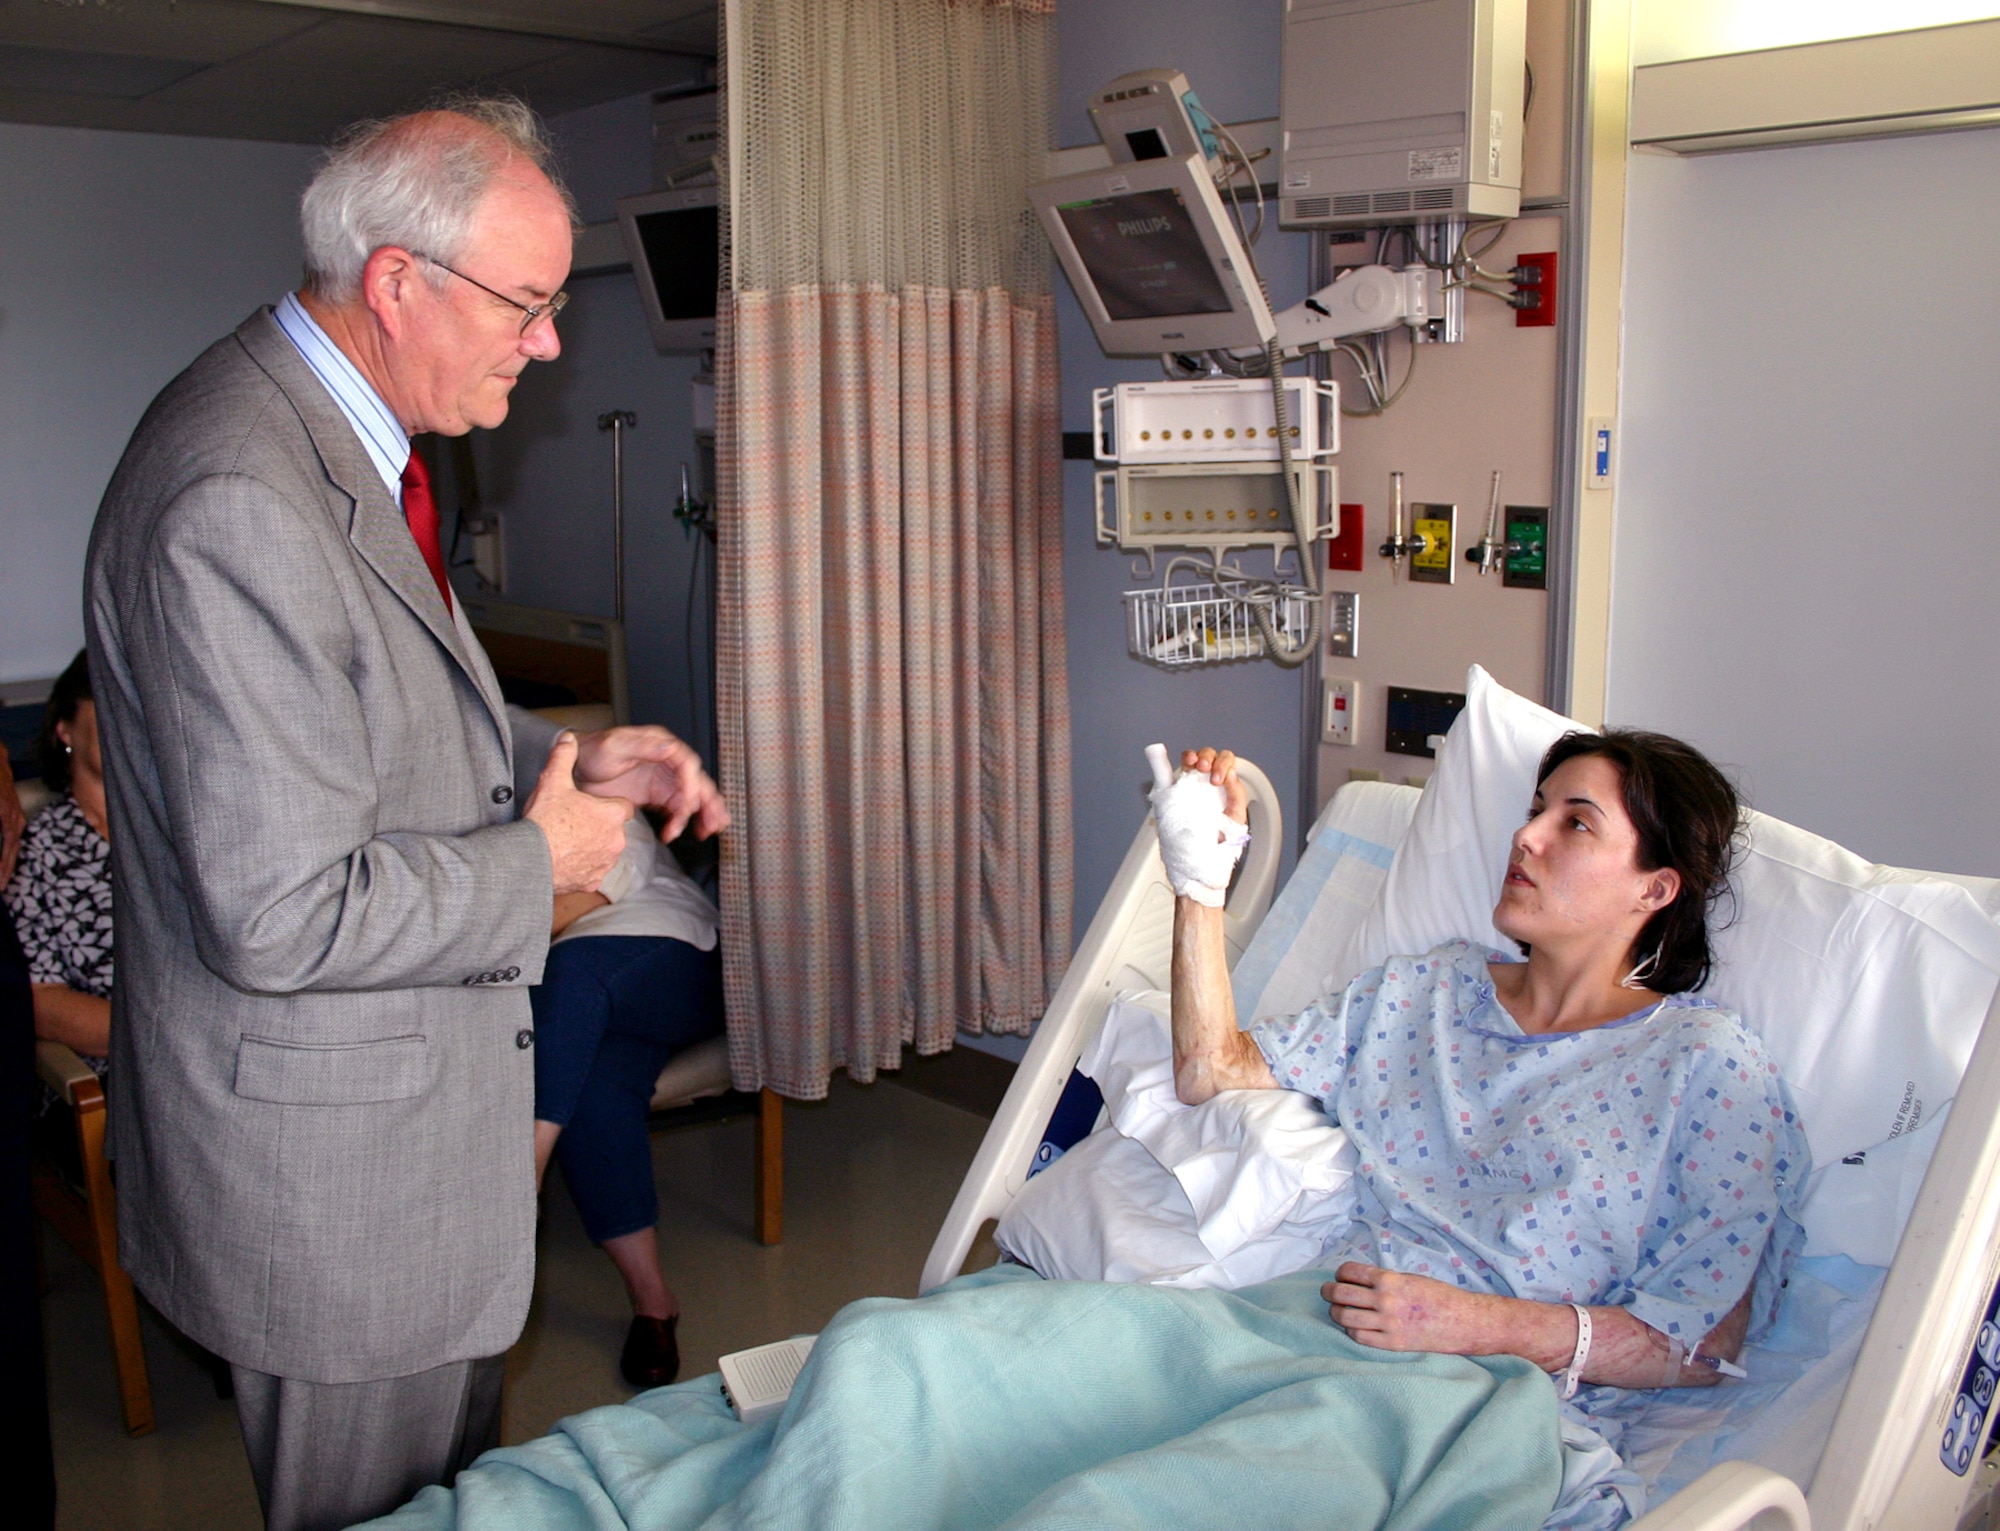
[1146,743,1250,908]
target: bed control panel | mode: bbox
[1940,1266,2000,1475]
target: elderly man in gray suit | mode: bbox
[84,98,726,1531]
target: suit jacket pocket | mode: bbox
[234,1034,431,1105]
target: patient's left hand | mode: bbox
[571,725,731,842]
[1323,1263,1512,1358]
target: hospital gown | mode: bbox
[1250,940,1811,1356]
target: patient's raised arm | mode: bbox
[1169,747,1277,1105]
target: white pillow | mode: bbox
[1357,665,2000,1266]
[994,994,1358,1289]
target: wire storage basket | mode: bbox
[1125,580,1316,668]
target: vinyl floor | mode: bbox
[41,1064,1005,1530]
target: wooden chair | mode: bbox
[649,1036,783,1244]
[32,1038,152,1435]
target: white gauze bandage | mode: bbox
[1145,743,1250,908]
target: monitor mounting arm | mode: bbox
[1264,263,1441,361]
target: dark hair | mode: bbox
[1535,728,1742,994]
[36,650,92,794]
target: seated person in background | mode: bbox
[0,741,22,887]
[2,652,112,1076]
[534,809,725,1390]
[1168,728,1808,1396]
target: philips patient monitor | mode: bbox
[1029,153,1275,358]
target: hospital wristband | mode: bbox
[1560,1304,1592,1400]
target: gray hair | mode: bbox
[300,94,578,304]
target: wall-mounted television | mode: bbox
[616,185,719,354]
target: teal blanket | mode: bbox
[367,1267,1563,1531]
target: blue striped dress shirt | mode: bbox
[272,291,410,509]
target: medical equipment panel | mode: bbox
[1030,154,1276,357]
[1408,502,1456,584]
[651,86,718,189]
[1326,589,1358,657]
[1093,379,1338,464]
[616,185,719,354]
[1501,507,1546,589]
[1280,0,1525,229]
[1095,462,1336,552]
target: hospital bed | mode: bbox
[372,673,2000,1531]
[924,711,2000,1530]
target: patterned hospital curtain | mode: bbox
[716,0,1071,1097]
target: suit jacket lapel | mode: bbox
[236,311,512,739]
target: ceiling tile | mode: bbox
[0,1,717,141]
[0,41,204,97]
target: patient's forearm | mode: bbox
[33,984,111,1058]
[1498,1291,1750,1389]
[1327,1263,1752,1389]
[1170,898,1276,1104]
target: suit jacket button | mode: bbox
[515,1029,534,1050]
[492,785,513,805]
[504,966,520,981]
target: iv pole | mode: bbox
[598,410,637,623]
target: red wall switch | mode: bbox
[1329,502,1365,570]
[1514,251,1557,328]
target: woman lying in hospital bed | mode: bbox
[1160,730,1804,1403]
[367,721,1807,1531]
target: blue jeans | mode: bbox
[530,935,724,1244]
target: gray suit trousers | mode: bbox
[232,1354,503,1531]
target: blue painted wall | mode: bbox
[1056,0,1309,928]
[465,81,717,758]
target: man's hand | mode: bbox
[524,733,632,895]
[0,751,23,888]
[1323,1263,1514,1358]
[571,725,729,843]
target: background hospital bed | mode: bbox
[924,768,2000,1531]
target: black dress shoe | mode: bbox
[621,1314,681,1389]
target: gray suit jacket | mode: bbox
[85,309,563,1383]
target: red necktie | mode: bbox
[400,450,453,613]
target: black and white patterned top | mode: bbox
[3,794,113,1074]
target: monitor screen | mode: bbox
[633,203,719,322]
[1056,187,1234,322]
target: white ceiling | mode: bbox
[0,0,716,143]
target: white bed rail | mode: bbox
[1629,1463,1810,1531]
[919,759,1282,1295]
[1804,976,2000,1531]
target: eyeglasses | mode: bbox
[416,252,568,336]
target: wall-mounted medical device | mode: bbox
[1093,379,1338,554]
[652,86,719,188]
[1280,0,1525,228]
[1087,68,1222,168]
[617,184,719,354]
[1094,378,1337,463]
[1031,154,1275,357]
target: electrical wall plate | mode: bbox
[1321,677,1358,745]
[1385,686,1466,758]
[1587,416,1615,489]
[1502,506,1547,589]
[1326,589,1358,657]
[1410,503,1455,584]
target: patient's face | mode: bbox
[1493,754,1669,953]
